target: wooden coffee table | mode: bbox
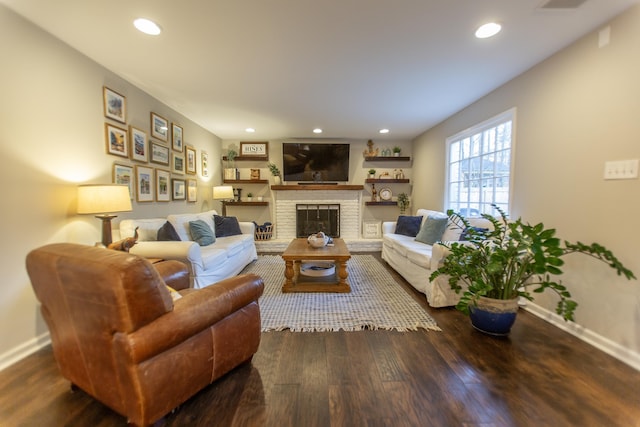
[281,238,351,293]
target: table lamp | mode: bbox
[213,185,234,216]
[77,184,132,247]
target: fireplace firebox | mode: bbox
[296,204,340,237]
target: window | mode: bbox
[445,108,515,217]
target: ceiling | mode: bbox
[2,0,638,141]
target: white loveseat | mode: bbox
[117,210,257,289]
[381,209,493,307]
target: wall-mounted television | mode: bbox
[282,143,350,183]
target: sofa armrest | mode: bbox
[115,274,265,363]
[382,222,396,235]
[239,221,255,235]
[130,241,203,270]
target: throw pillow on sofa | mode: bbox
[157,221,181,241]
[394,215,423,237]
[189,220,216,246]
[213,215,243,237]
[415,215,448,245]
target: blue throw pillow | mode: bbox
[394,215,423,237]
[415,215,449,245]
[189,220,215,246]
[213,215,243,237]
[157,221,180,241]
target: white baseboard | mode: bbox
[0,333,50,372]
[523,303,640,372]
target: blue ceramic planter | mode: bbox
[469,296,519,336]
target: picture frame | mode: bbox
[187,179,197,202]
[240,141,269,158]
[150,112,169,141]
[103,86,126,123]
[172,123,183,152]
[135,165,154,202]
[363,221,382,239]
[105,123,128,158]
[129,126,148,163]
[201,150,209,177]
[171,152,185,174]
[172,178,186,200]
[185,145,196,174]
[150,141,170,165]
[155,169,171,202]
[112,163,134,200]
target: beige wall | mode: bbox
[0,6,221,367]
[412,6,640,357]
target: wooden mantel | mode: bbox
[271,184,364,191]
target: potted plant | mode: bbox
[392,146,402,156]
[368,168,376,179]
[226,148,238,166]
[430,204,635,335]
[397,192,409,214]
[267,163,281,185]
[246,192,253,201]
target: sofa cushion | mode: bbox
[213,215,243,237]
[189,220,216,246]
[415,215,449,245]
[168,210,218,242]
[394,215,423,237]
[157,221,181,241]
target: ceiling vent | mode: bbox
[539,0,588,9]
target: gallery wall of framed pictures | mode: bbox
[103,85,208,204]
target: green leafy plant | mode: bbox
[267,163,280,176]
[246,192,253,198]
[429,204,635,321]
[392,146,401,154]
[396,192,409,214]
[368,168,376,175]
[227,148,238,161]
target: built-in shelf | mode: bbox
[223,179,269,184]
[271,185,364,191]
[222,155,269,161]
[223,201,269,206]
[365,178,410,183]
[365,201,398,206]
[364,156,411,162]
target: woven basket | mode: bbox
[254,224,273,241]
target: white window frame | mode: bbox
[444,108,516,217]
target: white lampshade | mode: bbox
[77,184,132,214]
[212,185,234,200]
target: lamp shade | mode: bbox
[77,184,132,214]
[213,185,234,200]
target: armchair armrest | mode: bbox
[115,274,265,364]
[382,222,397,235]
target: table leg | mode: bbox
[336,260,350,291]
[283,259,295,291]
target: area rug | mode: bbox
[241,254,441,332]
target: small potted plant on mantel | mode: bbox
[267,163,281,185]
[430,204,636,336]
[246,192,253,202]
[368,168,376,179]
[392,146,402,157]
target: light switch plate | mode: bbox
[604,159,639,180]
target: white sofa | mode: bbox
[381,209,493,307]
[117,210,257,289]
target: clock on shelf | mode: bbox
[379,187,392,201]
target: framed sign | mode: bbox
[363,221,382,239]
[240,141,268,158]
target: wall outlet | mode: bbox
[603,159,638,180]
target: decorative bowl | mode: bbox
[307,232,329,248]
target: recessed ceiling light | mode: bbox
[475,22,501,39]
[245,128,256,133]
[313,128,323,134]
[134,18,161,36]
[379,129,390,134]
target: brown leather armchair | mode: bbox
[26,243,264,427]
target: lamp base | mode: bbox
[95,214,117,247]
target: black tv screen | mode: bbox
[282,143,350,182]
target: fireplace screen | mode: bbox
[296,204,340,237]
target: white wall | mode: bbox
[412,6,640,363]
[0,6,222,368]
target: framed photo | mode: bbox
[172,178,186,200]
[155,169,171,202]
[172,152,185,174]
[185,145,196,174]
[240,141,268,158]
[135,165,154,202]
[150,142,170,165]
[172,123,183,152]
[105,123,128,158]
[187,179,197,202]
[103,86,126,123]
[201,150,209,177]
[363,221,382,239]
[129,126,148,162]
[150,112,168,141]
[112,163,134,199]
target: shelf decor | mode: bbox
[240,141,268,158]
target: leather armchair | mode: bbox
[26,243,264,427]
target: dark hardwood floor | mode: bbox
[2,253,639,426]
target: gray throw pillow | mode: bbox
[394,215,423,237]
[213,215,243,237]
[415,215,449,245]
[189,220,215,246]
[157,221,181,241]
